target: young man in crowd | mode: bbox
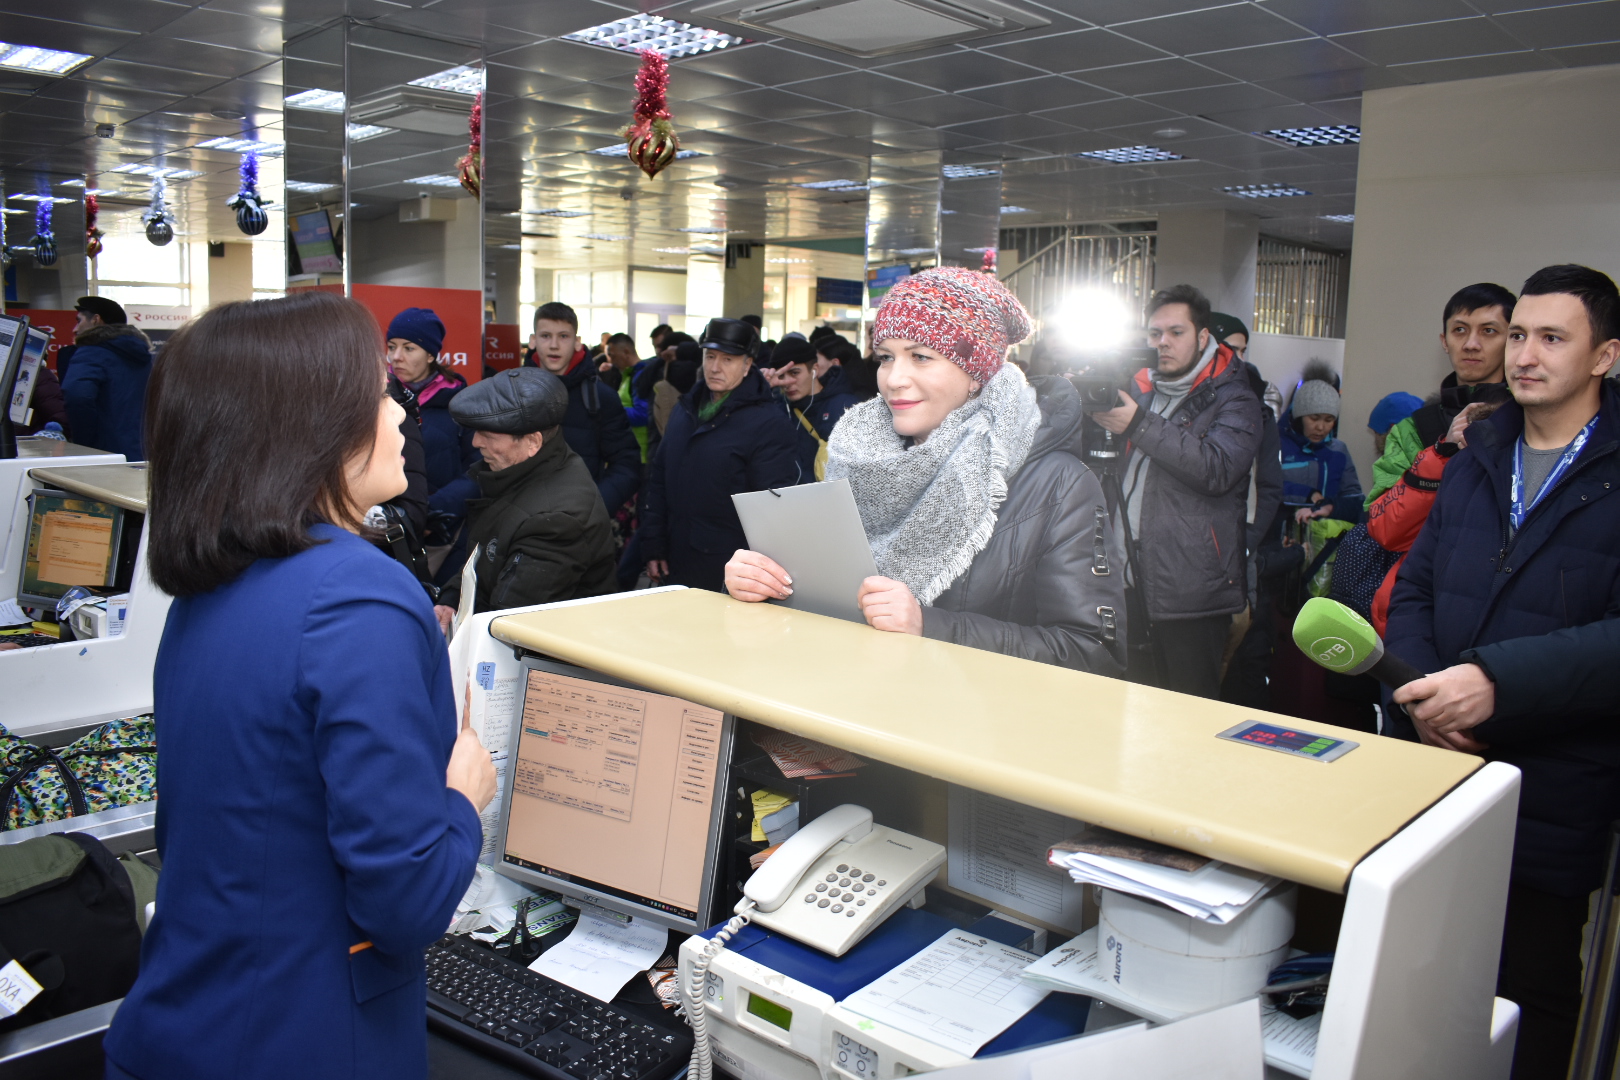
[598,332,652,462]
[1094,284,1262,698]
[765,335,859,478]
[434,368,618,632]
[523,302,641,512]
[1387,265,1620,1080]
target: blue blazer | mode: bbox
[103,526,483,1080]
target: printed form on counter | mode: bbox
[840,930,1049,1057]
[529,909,669,1003]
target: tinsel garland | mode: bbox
[85,192,103,259]
[226,151,269,235]
[980,248,997,275]
[31,200,56,266]
[142,178,174,246]
[623,51,679,180]
[458,92,482,198]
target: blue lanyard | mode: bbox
[1511,416,1598,530]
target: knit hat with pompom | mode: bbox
[871,266,1032,385]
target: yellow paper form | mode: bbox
[37,510,112,586]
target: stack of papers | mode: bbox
[1048,828,1277,924]
[750,789,800,844]
[753,730,865,779]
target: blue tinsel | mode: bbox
[34,200,51,239]
[238,151,258,198]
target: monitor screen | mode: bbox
[8,328,49,425]
[496,658,732,932]
[20,490,125,608]
[0,314,27,456]
[290,209,341,274]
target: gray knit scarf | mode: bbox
[826,364,1041,605]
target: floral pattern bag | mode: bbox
[0,716,156,830]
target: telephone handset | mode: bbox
[685,805,945,1080]
[746,804,945,958]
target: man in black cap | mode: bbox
[60,294,152,459]
[432,368,618,632]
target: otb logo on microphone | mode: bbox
[1309,636,1355,671]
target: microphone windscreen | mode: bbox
[1292,597,1383,677]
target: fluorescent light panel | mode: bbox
[348,123,394,142]
[1261,125,1360,147]
[530,209,589,217]
[1000,205,1032,213]
[678,226,726,233]
[589,142,703,159]
[1321,213,1356,223]
[0,42,92,75]
[565,14,747,59]
[408,65,483,95]
[403,174,465,188]
[111,164,202,180]
[198,136,285,156]
[286,180,337,193]
[582,233,630,241]
[942,164,999,179]
[1223,184,1311,198]
[7,194,75,204]
[285,88,344,113]
[798,179,867,190]
[1078,145,1183,164]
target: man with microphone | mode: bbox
[1385,265,1620,1080]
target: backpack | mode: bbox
[0,832,155,1032]
[1327,523,1405,621]
[0,716,156,831]
[1302,518,1356,599]
[792,408,829,481]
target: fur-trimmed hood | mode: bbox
[76,323,152,350]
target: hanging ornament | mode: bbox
[980,248,997,275]
[85,192,104,260]
[226,151,269,236]
[622,51,679,180]
[30,201,56,267]
[457,92,482,198]
[142,179,174,247]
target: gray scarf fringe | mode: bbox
[827,364,1040,605]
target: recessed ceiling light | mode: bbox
[285,88,344,113]
[1321,213,1356,223]
[1152,127,1187,139]
[0,42,93,76]
[500,243,523,249]
[286,180,338,193]
[0,208,26,215]
[198,136,285,156]
[7,193,75,204]
[583,232,630,241]
[798,179,868,191]
[938,209,957,215]
[57,181,113,194]
[589,142,703,159]
[347,123,394,142]
[408,65,483,95]
[655,246,690,254]
[1260,125,1360,148]
[1223,183,1311,198]
[111,163,203,180]
[1000,205,1032,213]
[403,174,465,188]
[565,13,748,58]
[942,164,999,179]
[1078,145,1183,164]
[531,209,590,217]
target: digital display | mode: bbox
[1216,721,1357,763]
[746,991,793,1031]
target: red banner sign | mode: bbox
[484,323,521,372]
[10,310,78,371]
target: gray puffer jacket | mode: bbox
[921,376,1128,675]
[1121,346,1263,621]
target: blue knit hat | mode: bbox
[1367,391,1425,434]
[386,307,445,358]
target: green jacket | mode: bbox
[438,435,618,613]
[1365,416,1425,507]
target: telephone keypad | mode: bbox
[815,883,828,893]
[836,864,849,873]
[839,878,851,888]
[862,874,875,883]
[856,899,866,906]
[851,884,864,893]
[818,899,831,908]
[804,894,816,903]
[831,904,843,913]
[825,874,838,883]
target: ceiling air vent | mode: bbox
[693,0,1047,58]
[350,86,472,136]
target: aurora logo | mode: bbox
[1104,935,1123,984]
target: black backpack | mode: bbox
[0,833,156,1033]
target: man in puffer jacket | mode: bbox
[61,317,153,460]
[1387,264,1620,1080]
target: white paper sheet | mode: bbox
[0,597,29,627]
[840,930,1049,1057]
[1049,849,1275,923]
[948,786,1089,933]
[1023,998,1265,1080]
[529,909,667,1003]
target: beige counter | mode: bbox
[30,463,149,513]
[491,589,1481,893]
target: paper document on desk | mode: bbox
[1023,997,1265,1080]
[840,930,1048,1057]
[529,909,667,1003]
[1050,829,1275,924]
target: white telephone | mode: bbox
[685,805,945,1080]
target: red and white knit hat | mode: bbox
[871,266,1032,384]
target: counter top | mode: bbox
[12,438,118,462]
[491,589,1480,893]
[29,463,148,513]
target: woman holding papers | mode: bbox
[726,267,1128,674]
[103,292,494,1080]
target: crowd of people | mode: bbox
[56,258,1617,1080]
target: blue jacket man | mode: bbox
[1387,264,1620,1080]
[61,324,152,459]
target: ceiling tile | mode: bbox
[1005,129,1128,155]
[1077,58,1236,95]
[660,68,753,103]
[957,74,1115,111]
[0,0,188,33]
[677,44,851,87]
[983,29,1168,72]
[1061,0,1252,27]
[1254,67,1385,101]
[495,39,644,78]
[867,93,1010,127]
[0,13,140,56]
[1494,1,1620,49]
[492,70,587,100]
[1389,50,1559,82]
[159,7,287,53]
[943,113,1081,141]
[1545,39,1620,65]
[1466,0,1600,12]
[1258,0,1478,35]
[78,59,225,97]
[874,51,1043,91]
[688,86,835,120]
[1194,37,1370,81]
[1117,5,1311,55]
[1203,102,1343,130]
[1094,114,1232,140]
[1035,95,1179,128]
[108,38,279,80]
[790,110,881,137]
[1141,81,1293,114]
[1329,18,1526,65]
[785,71,936,109]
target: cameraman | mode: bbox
[1094,285,1263,698]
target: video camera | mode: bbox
[1059,347,1157,414]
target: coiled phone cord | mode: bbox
[685,898,757,1080]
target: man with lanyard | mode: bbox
[1386,264,1620,1080]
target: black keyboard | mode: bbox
[0,633,58,649]
[425,935,691,1080]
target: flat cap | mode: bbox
[450,367,568,434]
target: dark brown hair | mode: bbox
[145,291,385,596]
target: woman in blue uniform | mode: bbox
[103,291,495,1080]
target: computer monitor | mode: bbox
[493,656,734,934]
[290,208,341,274]
[0,313,30,459]
[7,327,49,427]
[19,489,127,611]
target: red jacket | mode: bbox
[1365,444,1449,633]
